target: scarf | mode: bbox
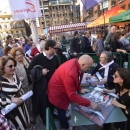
[99,60,114,78]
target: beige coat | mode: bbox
[15,57,30,89]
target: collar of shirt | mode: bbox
[43,51,54,60]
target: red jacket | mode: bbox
[48,58,90,110]
[30,47,40,60]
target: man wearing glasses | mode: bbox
[86,51,120,89]
[28,39,59,125]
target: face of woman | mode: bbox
[113,71,123,85]
[15,51,23,62]
[4,60,16,75]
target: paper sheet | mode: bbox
[1,91,33,115]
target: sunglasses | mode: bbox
[52,47,58,50]
[7,64,16,68]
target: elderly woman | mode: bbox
[10,47,31,93]
[104,68,130,130]
[0,56,30,129]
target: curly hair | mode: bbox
[0,56,17,75]
[10,47,25,59]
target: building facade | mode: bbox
[84,0,130,22]
[37,0,81,35]
[0,14,26,38]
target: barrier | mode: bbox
[46,107,57,130]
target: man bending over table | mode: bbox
[48,55,100,130]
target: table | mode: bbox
[71,87,127,126]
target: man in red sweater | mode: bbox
[48,55,100,130]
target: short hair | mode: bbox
[102,51,113,62]
[116,68,130,90]
[114,32,121,40]
[74,31,78,36]
[6,35,12,40]
[45,40,56,50]
[4,46,12,56]
[10,47,25,59]
[121,30,127,36]
[0,56,17,75]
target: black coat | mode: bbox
[81,36,94,53]
[31,65,47,124]
[89,62,120,89]
[70,37,81,53]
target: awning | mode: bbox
[49,22,90,34]
[110,10,130,23]
[87,6,125,28]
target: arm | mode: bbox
[63,75,90,107]
[28,55,39,74]
[105,34,111,45]
[89,63,100,75]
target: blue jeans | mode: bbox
[56,107,69,129]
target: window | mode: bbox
[4,25,7,29]
[0,25,2,29]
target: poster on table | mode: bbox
[73,87,118,126]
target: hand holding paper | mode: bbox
[1,91,33,115]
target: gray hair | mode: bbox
[102,51,113,62]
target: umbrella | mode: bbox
[87,6,125,28]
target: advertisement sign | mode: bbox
[8,0,42,21]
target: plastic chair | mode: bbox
[46,107,57,130]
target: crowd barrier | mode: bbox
[46,107,57,130]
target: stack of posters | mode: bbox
[74,87,118,126]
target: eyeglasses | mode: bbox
[113,74,119,78]
[7,64,16,68]
[51,46,58,50]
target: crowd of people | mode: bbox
[0,26,130,130]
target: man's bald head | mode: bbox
[78,55,93,72]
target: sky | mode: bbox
[0,0,11,13]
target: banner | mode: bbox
[81,0,102,11]
[8,0,42,21]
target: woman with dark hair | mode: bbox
[103,68,130,130]
[0,56,30,129]
[111,32,127,54]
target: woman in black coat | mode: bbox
[111,31,127,54]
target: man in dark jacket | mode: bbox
[70,31,81,56]
[81,31,94,53]
[86,51,119,89]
